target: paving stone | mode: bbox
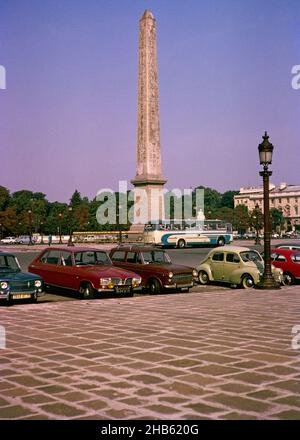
[192,364,240,376]
[0,405,35,419]
[40,402,84,417]
[272,395,300,407]
[80,399,107,410]
[271,380,300,393]
[6,375,45,387]
[216,383,256,394]
[206,393,271,413]
[272,410,300,420]
[21,394,57,404]
[247,390,280,400]
[145,404,179,414]
[185,402,223,415]
[230,372,278,385]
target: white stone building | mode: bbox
[234,183,300,228]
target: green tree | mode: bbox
[0,186,10,211]
[270,208,285,233]
[233,205,250,234]
[70,190,82,210]
[221,190,239,209]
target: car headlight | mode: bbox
[132,277,142,287]
[192,269,198,278]
[168,272,174,278]
[34,280,42,288]
[100,278,114,288]
[0,282,8,290]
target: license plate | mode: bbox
[177,283,192,288]
[115,286,131,294]
[12,293,32,300]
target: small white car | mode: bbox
[0,236,17,244]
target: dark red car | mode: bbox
[28,247,142,298]
[270,248,300,285]
[110,246,197,294]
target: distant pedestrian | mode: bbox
[48,234,52,246]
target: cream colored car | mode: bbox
[196,246,283,289]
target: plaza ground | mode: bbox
[1,285,300,420]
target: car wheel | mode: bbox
[148,278,161,294]
[217,236,225,246]
[80,282,95,299]
[241,274,254,289]
[198,270,209,285]
[282,272,295,286]
[177,239,186,249]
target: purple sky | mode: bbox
[0,0,299,202]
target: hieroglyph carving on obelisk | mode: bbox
[131,10,167,224]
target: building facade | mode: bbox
[234,183,300,229]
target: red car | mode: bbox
[110,246,197,294]
[28,247,142,298]
[270,248,300,285]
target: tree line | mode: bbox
[0,184,287,237]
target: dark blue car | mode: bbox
[0,253,44,305]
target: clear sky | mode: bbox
[0,0,299,202]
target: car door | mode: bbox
[34,250,61,286]
[224,252,241,282]
[56,250,76,289]
[210,251,225,281]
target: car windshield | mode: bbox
[74,251,111,266]
[0,255,20,272]
[240,251,263,263]
[141,251,171,264]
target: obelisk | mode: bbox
[131,10,167,225]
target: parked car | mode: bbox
[196,245,283,289]
[272,242,300,251]
[0,236,17,244]
[109,245,197,294]
[270,249,300,285]
[0,252,43,305]
[28,247,142,299]
[16,235,37,245]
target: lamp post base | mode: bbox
[255,275,281,290]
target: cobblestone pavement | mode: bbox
[1,286,300,420]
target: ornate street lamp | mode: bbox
[67,207,74,247]
[28,210,34,245]
[58,213,63,244]
[256,132,280,289]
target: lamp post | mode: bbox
[67,207,74,247]
[116,213,122,244]
[40,221,44,244]
[0,223,3,240]
[256,132,280,289]
[58,213,63,244]
[28,210,34,245]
